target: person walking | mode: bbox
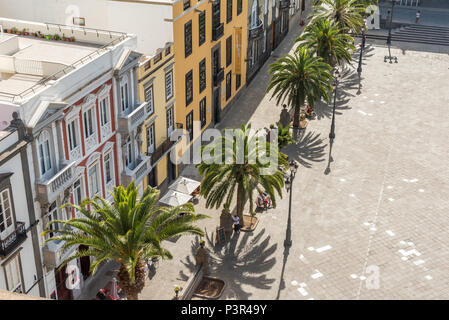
[232,215,241,234]
[416,10,421,24]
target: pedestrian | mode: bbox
[232,215,240,234]
[416,10,420,24]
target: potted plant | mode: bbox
[70,36,75,42]
[62,33,66,41]
[38,32,44,38]
[53,34,61,40]
[10,27,18,34]
[22,28,28,36]
[45,34,51,40]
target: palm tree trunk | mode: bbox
[293,104,301,128]
[117,261,146,300]
[236,183,245,225]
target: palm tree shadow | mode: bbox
[179,228,277,299]
[283,130,327,169]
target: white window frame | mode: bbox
[83,106,96,139]
[0,188,14,239]
[103,149,114,185]
[72,177,85,218]
[146,124,155,154]
[165,70,174,101]
[4,255,23,293]
[120,76,130,113]
[251,0,258,28]
[145,84,154,115]
[88,162,101,198]
[99,96,110,127]
[167,107,174,137]
[125,136,133,168]
[67,117,80,152]
[37,130,52,178]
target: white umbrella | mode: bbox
[168,176,201,195]
[159,189,192,206]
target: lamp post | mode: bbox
[357,25,366,75]
[329,70,340,140]
[284,160,298,248]
[384,0,398,63]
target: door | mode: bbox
[213,88,221,125]
[79,245,90,280]
[55,265,73,300]
[147,167,157,188]
[167,159,177,183]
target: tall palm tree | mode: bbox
[42,182,208,300]
[296,18,356,67]
[267,47,333,128]
[197,124,287,223]
[311,0,366,35]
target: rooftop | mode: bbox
[0,17,130,104]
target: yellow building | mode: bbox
[172,0,248,160]
[137,43,179,192]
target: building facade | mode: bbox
[0,17,136,299]
[0,117,44,298]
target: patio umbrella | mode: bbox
[168,176,201,195]
[158,189,192,206]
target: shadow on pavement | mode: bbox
[283,130,327,169]
[179,228,277,299]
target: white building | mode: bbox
[0,17,138,299]
[0,116,44,297]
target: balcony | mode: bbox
[36,161,77,205]
[118,101,149,133]
[212,23,224,41]
[0,222,27,257]
[213,68,224,87]
[279,0,291,10]
[149,138,179,166]
[121,154,152,186]
[249,20,264,40]
[42,238,76,268]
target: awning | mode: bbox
[158,189,192,206]
[168,176,201,195]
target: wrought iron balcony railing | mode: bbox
[0,222,27,257]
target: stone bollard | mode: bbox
[195,243,209,275]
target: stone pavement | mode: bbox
[379,2,449,28]
[85,8,449,300]
[141,45,449,299]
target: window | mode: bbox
[83,108,95,138]
[88,164,100,197]
[226,36,232,67]
[146,124,155,154]
[73,179,83,207]
[237,0,242,15]
[167,107,174,137]
[67,119,79,151]
[99,97,110,127]
[183,0,190,10]
[104,152,113,184]
[251,0,258,28]
[165,70,174,101]
[120,79,130,112]
[185,70,193,106]
[4,256,23,293]
[125,136,132,168]
[200,97,207,128]
[184,20,192,57]
[144,84,154,115]
[212,0,221,27]
[226,71,232,100]
[227,0,232,23]
[144,61,151,71]
[236,74,241,90]
[165,46,171,56]
[73,17,85,26]
[199,59,206,93]
[199,11,206,46]
[0,189,13,234]
[38,131,52,176]
[45,202,60,239]
[186,111,194,141]
[154,52,162,64]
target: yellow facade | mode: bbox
[172,0,248,147]
[137,43,177,190]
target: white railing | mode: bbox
[101,122,112,141]
[118,101,149,133]
[69,145,81,162]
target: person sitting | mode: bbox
[305,105,316,118]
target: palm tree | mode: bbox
[197,124,287,223]
[267,47,333,128]
[311,0,366,35]
[42,182,208,300]
[296,18,355,67]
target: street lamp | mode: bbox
[357,24,367,75]
[329,70,340,140]
[284,160,298,248]
[385,0,398,63]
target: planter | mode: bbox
[240,214,259,232]
[45,35,51,40]
[192,277,225,300]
